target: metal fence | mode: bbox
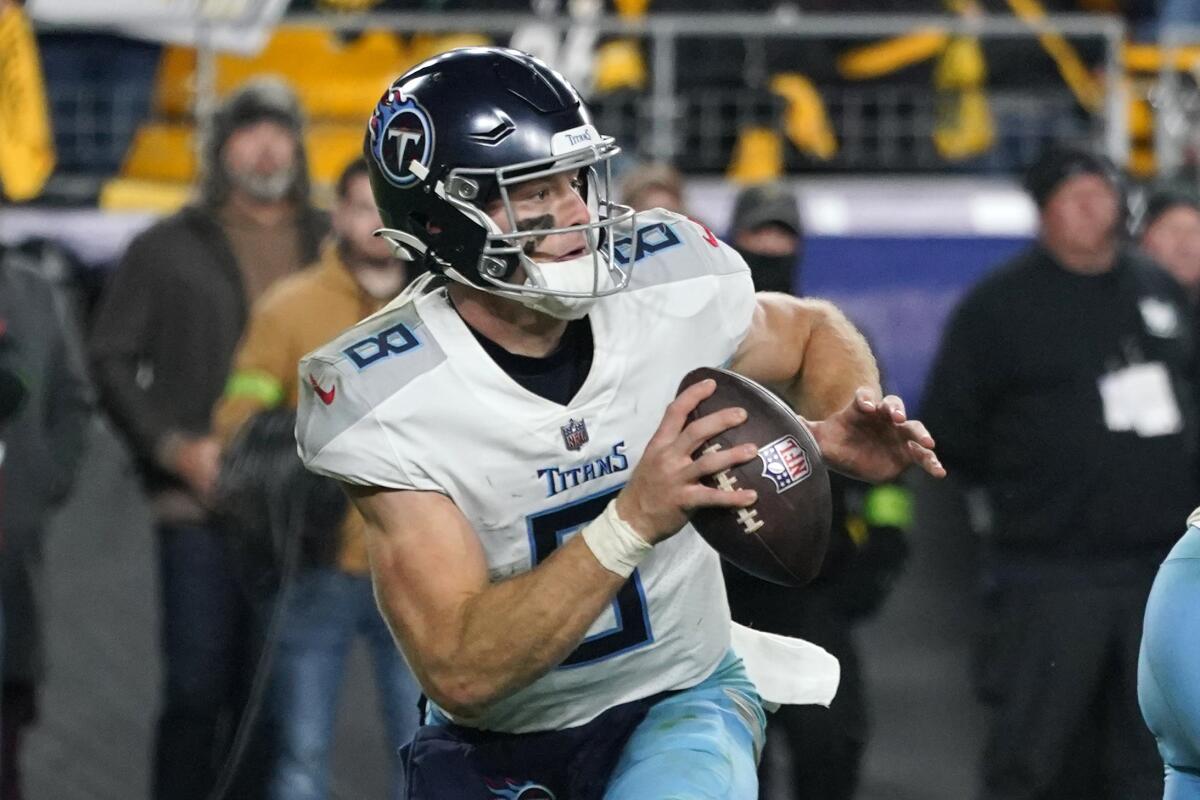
[38,12,1127,179]
[282,11,1128,172]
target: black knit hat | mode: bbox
[1023,145,1119,209]
[1137,186,1200,236]
[198,77,310,208]
[213,77,305,139]
[731,182,802,236]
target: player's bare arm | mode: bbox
[730,291,944,481]
[348,484,624,718]
[345,380,756,718]
[730,292,878,418]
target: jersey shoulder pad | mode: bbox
[296,291,446,484]
[619,208,749,290]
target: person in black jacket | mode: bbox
[922,145,1199,800]
[89,77,329,800]
[0,243,91,800]
[1138,187,1200,303]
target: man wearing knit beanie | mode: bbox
[1021,144,1124,274]
[91,76,329,800]
[923,142,1198,799]
[1138,187,1200,301]
[199,77,312,211]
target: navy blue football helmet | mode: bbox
[364,47,634,301]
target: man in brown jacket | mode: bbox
[214,158,418,800]
[90,77,327,800]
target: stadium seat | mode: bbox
[153,46,197,119]
[119,122,196,183]
[307,122,368,186]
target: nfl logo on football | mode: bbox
[560,418,589,451]
[758,435,812,492]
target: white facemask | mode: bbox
[512,251,617,320]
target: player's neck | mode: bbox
[448,283,568,358]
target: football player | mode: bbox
[1139,509,1200,800]
[296,47,943,799]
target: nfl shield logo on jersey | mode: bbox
[758,435,812,493]
[560,418,589,451]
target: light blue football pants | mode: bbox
[603,650,767,799]
[1139,525,1200,800]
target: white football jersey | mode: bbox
[297,209,757,733]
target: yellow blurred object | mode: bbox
[726,126,784,184]
[99,178,192,213]
[155,29,414,122]
[1129,144,1156,178]
[1124,43,1200,73]
[614,0,650,18]
[1004,0,1103,111]
[154,47,197,118]
[769,73,838,161]
[121,123,196,183]
[935,35,986,90]
[933,36,993,160]
[935,90,994,160]
[594,39,647,94]
[307,123,368,186]
[838,30,949,80]
[1130,96,1153,139]
[318,0,384,9]
[0,4,55,201]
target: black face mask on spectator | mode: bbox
[737,248,801,295]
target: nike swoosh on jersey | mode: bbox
[308,374,336,405]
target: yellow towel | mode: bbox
[0,5,55,201]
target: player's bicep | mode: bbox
[728,293,813,387]
[345,485,490,672]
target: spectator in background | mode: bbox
[619,161,687,214]
[212,158,420,800]
[722,182,911,800]
[0,242,91,800]
[922,145,1199,800]
[1138,187,1200,302]
[727,182,804,295]
[89,77,327,800]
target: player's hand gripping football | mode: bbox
[807,389,945,482]
[615,379,760,544]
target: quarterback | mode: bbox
[297,47,943,799]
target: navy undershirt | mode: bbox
[467,316,594,406]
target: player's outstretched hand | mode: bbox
[808,388,946,483]
[615,378,759,544]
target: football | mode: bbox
[678,367,832,587]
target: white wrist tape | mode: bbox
[582,500,653,578]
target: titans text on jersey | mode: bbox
[538,441,630,498]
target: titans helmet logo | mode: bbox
[369,88,435,189]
